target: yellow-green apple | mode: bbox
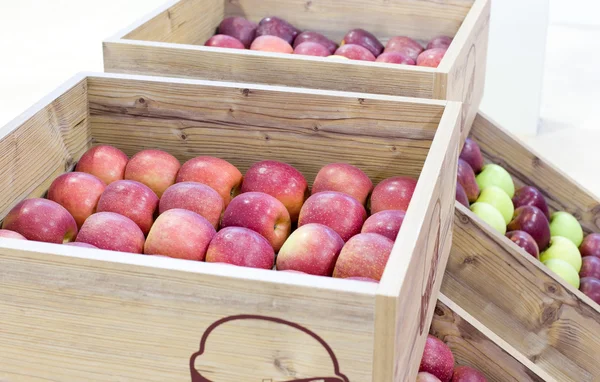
[293,31,338,54]
[549,211,584,247]
[459,137,484,173]
[417,372,442,382]
[512,186,550,220]
[64,242,97,249]
[332,233,394,280]
[580,233,600,258]
[96,180,159,235]
[144,209,216,261]
[543,258,580,289]
[541,236,582,272]
[75,145,128,185]
[2,198,77,243]
[476,186,513,224]
[417,48,447,68]
[47,172,106,228]
[312,163,373,205]
[419,334,455,382]
[205,34,245,49]
[580,277,600,304]
[177,156,243,207]
[241,160,308,222]
[0,229,27,240]
[361,210,405,241]
[580,256,600,279]
[124,149,181,198]
[376,52,415,65]
[370,176,418,214]
[217,16,257,48]
[506,230,539,259]
[507,205,551,250]
[470,202,506,234]
[276,223,344,276]
[299,191,367,242]
[457,159,480,203]
[384,36,424,61]
[206,227,274,269]
[451,366,487,382]
[256,16,300,45]
[456,182,469,207]
[334,44,376,61]
[221,192,291,251]
[293,42,330,57]
[427,36,453,50]
[476,164,515,198]
[159,182,224,229]
[76,212,144,253]
[250,35,294,53]
[342,28,384,56]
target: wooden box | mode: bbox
[443,113,600,382]
[102,0,490,141]
[0,72,460,381]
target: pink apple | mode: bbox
[250,35,294,54]
[221,192,291,251]
[580,256,600,279]
[384,36,424,61]
[580,277,600,305]
[144,209,216,261]
[177,156,243,207]
[419,334,455,382]
[293,31,338,54]
[417,372,442,382]
[311,163,373,205]
[459,138,484,174]
[96,180,159,235]
[417,48,448,68]
[217,16,257,48]
[333,233,394,280]
[293,42,330,57]
[0,229,27,240]
[506,230,539,259]
[205,34,245,49]
[76,212,144,253]
[159,182,224,229]
[206,227,274,269]
[2,198,77,244]
[241,160,308,222]
[299,191,367,242]
[256,16,300,45]
[361,210,405,241]
[64,242,98,249]
[451,366,487,382]
[580,233,600,258]
[75,145,129,185]
[47,172,106,228]
[124,149,181,198]
[370,176,418,214]
[376,52,416,65]
[342,28,384,57]
[277,223,345,276]
[334,44,377,61]
[427,36,453,50]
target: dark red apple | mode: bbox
[459,138,484,174]
[419,334,455,382]
[384,36,424,61]
[293,31,338,54]
[506,230,540,259]
[580,277,600,304]
[370,176,418,214]
[457,159,480,203]
[451,366,488,382]
[580,256,600,279]
[512,186,550,220]
[342,29,384,57]
[76,212,144,253]
[217,16,257,48]
[580,233,600,258]
[256,16,300,45]
[206,227,274,269]
[507,205,551,251]
[456,182,470,207]
[361,210,405,241]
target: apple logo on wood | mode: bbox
[189,315,349,382]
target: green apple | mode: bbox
[543,258,580,289]
[475,164,515,198]
[475,186,514,225]
[470,202,507,234]
[540,236,582,272]
[549,211,583,247]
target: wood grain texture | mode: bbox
[444,204,600,382]
[374,102,461,382]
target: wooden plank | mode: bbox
[443,204,600,382]
[374,102,461,381]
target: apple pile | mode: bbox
[417,334,488,382]
[205,16,452,68]
[0,145,423,282]
[457,138,600,304]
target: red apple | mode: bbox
[241,160,308,222]
[206,227,275,269]
[124,149,181,198]
[334,44,376,61]
[361,210,405,241]
[205,34,245,49]
[580,256,600,279]
[144,209,216,261]
[64,242,98,249]
[250,35,294,54]
[507,205,551,251]
[451,366,487,382]
[342,28,384,57]
[384,36,424,61]
[159,182,224,229]
[47,172,106,228]
[417,48,447,68]
[459,138,484,174]
[333,233,394,280]
[293,41,330,57]
[456,182,470,207]
[580,233,600,258]
[2,198,77,244]
[177,156,243,207]
[218,16,257,48]
[427,36,453,50]
[370,176,418,214]
[75,145,128,185]
[221,192,291,252]
[0,229,27,240]
[312,163,373,205]
[512,186,550,220]
[299,191,367,242]
[417,372,442,382]
[457,159,480,203]
[506,230,540,259]
[277,223,345,276]
[580,277,600,305]
[256,16,300,45]
[419,334,455,382]
[293,31,338,54]
[96,180,159,235]
[376,52,416,65]
[76,212,144,253]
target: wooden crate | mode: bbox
[102,0,490,141]
[0,72,460,381]
[443,113,600,382]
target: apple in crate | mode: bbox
[476,164,515,198]
[476,186,514,225]
[507,205,550,250]
[376,52,415,65]
[333,233,394,281]
[459,137,484,174]
[506,231,539,259]
[417,48,447,68]
[277,223,344,276]
[419,334,455,382]
[205,35,245,49]
[294,42,330,57]
[145,209,216,261]
[218,16,257,48]
[342,28,384,57]
[427,36,453,50]
[456,182,470,208]
[417,372,441,382]
[470,202,506,235]
[177,156,243,207]
[124,149,181,198]
[541,236,582,272]
[206,227,274,269]
[3,198,77,244]
[543,259,580,289]
[47,172,106,228]
[0,229,27,240]
[250,35,294,54]
[75,144,128,185]
[370,176,418,214]
[334,44,376,61]
[311,163,373,205]
[512,186,550,220]
[299,191,367,242]
[581,233,600,258]
[96,180,159,235]
[293,31,338,54]
[451,366,487,382]
[159,182,224,229]
[76,212,144,253]
[384,36,424,61]
[580,256,600,279]
[361,210,405,241]
[457,159,480,203]
[580,277,600,304]
[242,160,308,222]
[549,211,584,247]
[256,16,300,45]
[221,192,291,251]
